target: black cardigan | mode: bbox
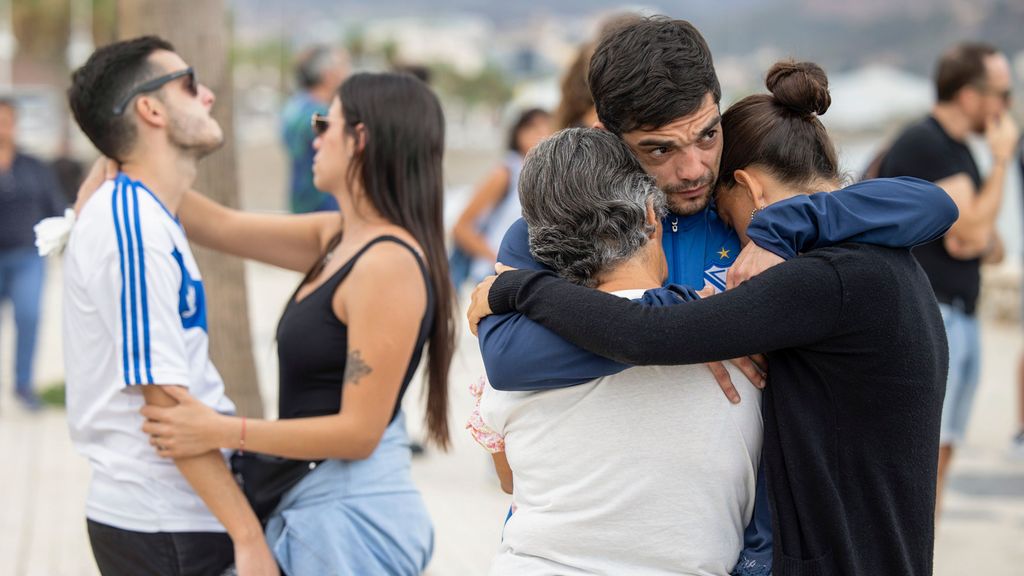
[489,243,946,576]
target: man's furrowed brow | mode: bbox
[635,137,676,148]
[635,114,722,148]
[699,115,722,137]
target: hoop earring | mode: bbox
[750,206,762,222]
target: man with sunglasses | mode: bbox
[876,41,1019,521]
[64,36,277,575]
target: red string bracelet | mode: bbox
[239,416,247,455]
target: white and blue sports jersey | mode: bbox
[661,207,739,293]
[63,173,235,533]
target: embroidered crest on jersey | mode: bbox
[704,265,728,293]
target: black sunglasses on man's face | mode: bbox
[112,67,198,116]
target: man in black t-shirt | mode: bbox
[877,41,1019,519]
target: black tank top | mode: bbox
[275,235,434,421]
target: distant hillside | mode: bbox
[230,0,1024,75]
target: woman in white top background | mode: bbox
[451,108,552,287]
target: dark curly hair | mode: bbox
[588,16,720,136]
[68,36,175,161]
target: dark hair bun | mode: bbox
[765,60,831,116]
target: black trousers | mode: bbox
[87,519,234,576]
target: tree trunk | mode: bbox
[117,0,264,417]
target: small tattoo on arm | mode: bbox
[344,350,373,385]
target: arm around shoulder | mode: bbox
[747,177,958,258]
[489,256,843,366]
[179,190,342,272]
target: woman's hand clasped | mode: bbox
[141,386,228,459]
[726,242,784,290]
[467,263,516,336]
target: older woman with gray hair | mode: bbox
[468,128,763,575]
[523,129,666,288]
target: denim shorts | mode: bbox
[264,412,434,575]
[937,303,981,446]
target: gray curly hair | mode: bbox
[520,128,666,287]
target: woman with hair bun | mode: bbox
[470,60,952,576]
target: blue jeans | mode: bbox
[937,302,980,446]
[0,247,45,395]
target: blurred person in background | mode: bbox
[52,137,85,205]
[454,12,639,291]
[282,45,348,213]
[451,108,552,288]
[875,41,1019,517]
[553,12,641,130]
[552,43,597,130]
[0,97,65,412]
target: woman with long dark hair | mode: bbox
[469,61,950,576]
[138,72,454,574]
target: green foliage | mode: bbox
[344,26,366,60]
[38,382,65,408]
[431,62,513,108]
[232,37,290,69]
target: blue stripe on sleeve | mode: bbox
[120,180,142,385]
[131,183,154,384]
[111,180,131,385]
